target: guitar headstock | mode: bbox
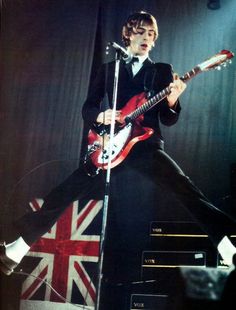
[198,50,234,72]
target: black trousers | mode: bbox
[15,144,235,246]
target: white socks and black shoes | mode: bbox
[217,236,236,268]
[0,237,30,275]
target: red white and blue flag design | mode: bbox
[20,198,103,309]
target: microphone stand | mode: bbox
[95,49,123,310]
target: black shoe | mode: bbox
[0,241,18,275]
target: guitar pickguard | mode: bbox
[96,123,132,165]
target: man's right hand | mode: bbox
[96,109,122,125]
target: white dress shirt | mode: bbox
[127,54,149,76]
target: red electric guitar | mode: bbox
[84,50,234,176]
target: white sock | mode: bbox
[217,236,236,266]
[5,237,30,263]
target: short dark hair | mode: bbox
[122,11,158,47]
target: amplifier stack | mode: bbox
[127,221,231,309]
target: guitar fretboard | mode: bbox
[127,66,201,121]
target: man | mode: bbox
[1,10,236,284]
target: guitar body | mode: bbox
[84,92,154,174]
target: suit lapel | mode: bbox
[133,58,154,79]
[124,60,133,79]
[124,57,154,79]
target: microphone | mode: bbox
[107,42,129,60]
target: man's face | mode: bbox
[128,23,156,56]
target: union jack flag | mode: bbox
[20,198,103,309]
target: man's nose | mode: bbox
[143,32,149,40]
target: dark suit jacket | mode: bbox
[82,58,181,148]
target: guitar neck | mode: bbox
[127,65,201,121]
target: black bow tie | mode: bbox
[130,57,139,64]
[125,57,139,78]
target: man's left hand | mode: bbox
[167,73,186,108]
